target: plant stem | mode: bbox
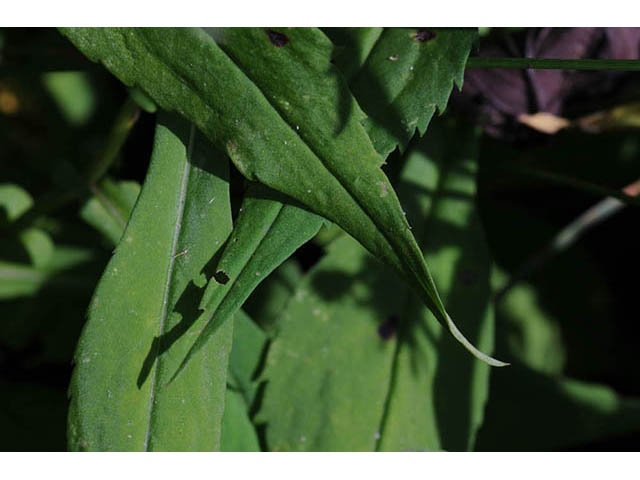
[467,57,640,71]
[495,179,640,301]
[85,97,140,185]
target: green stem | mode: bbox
[85,97,140,185]
[467,57,640,71]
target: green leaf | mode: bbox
[221,390,261,452]
[170,183,323,379]
[0,184,90,300]
[0,183,33,224]
[60,27,502,367]
[80,178,141,246]
[347,28,477,157]
[42,71,96,126]
[228,310,268,406]
[492,268,566,376]
[221,310,265,452]
[0,245,90,300]
[322,28,383,80]
[258,119,496,451]
[243,258,303,334]
[67,114,234,451]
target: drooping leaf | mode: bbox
[67,114,234,451]
[258,119,496,451]
[80,178,140,246]
[60,27,503,367]
[346,28,477,157]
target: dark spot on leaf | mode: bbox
[414,29,436,43]
[460,269,478,286]
[213,270,230,285]
[378,315,399,340]
[265,30,289,47]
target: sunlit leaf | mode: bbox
[67,114,234,451]
[60,27,502,367]
[258,119,496,451]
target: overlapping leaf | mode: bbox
[60,27,503,366]
[258,119,495,451]
[67,114,234,451]
[340,28,477,156]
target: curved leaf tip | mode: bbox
[446,313,509,367]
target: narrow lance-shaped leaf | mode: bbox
[258,118,495,451]
[59,27,504,366]
[171,183,324,379]
[68,114,234,451]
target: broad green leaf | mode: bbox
[376,120,494,452]
[68,114,234,451]
[258,119,495,451]
[348,28,477,157]
[61,27,503,367]
[80,178,141,246]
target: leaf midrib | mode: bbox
[218,40,416,287]
[142,124,195,451]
